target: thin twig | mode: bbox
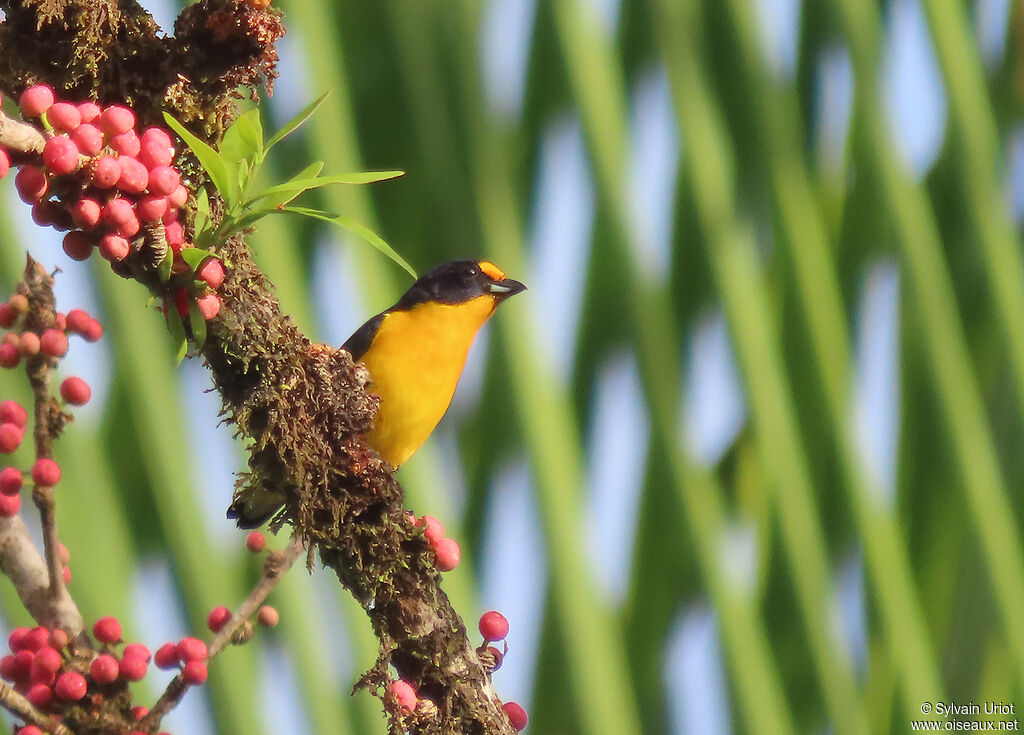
[138,534,305,732]
[0,680,73,735]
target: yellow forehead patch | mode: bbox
[479,261,506,281]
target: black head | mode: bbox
[394,259,526,310]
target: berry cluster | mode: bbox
[0,617,171,735]
[0,284,100,528]
[3,85,224,322]
[414,514,462,572]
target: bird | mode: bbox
[227,258,526,528]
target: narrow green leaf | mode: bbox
[157,246,173,284]
[165,309,188,365]
[264,92,330,152]
[219,107,263,169]
[281,206,417,277]
[163,113,237,208]
[188,298,207,349]
[180,248,218,271]
[194,187,210,237]
[246,171,404,206]
[243,162,326,214]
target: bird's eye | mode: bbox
[468,267,478,277]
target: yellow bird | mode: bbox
[229,259,526,528]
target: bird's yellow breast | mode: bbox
[359,295,498,467]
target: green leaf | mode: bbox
[188,298,207,350]
[165,307,188,365]
[180,248,218,271]
[250,162,325,211]
[194,187,210,237]
[281,206,417,278]
[220,108,264,168]
[163,113,238,209]
[245,170,404,206]
[264,92,330,152]
[157,245,173,284]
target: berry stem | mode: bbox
[0,678,73,735]
[138,535,305,732]
[0,110,46,155]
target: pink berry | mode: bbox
[0,344,19,369]
[54,670,86,701]
[197,258,225,289]
[24,627,49,653]
[70,198,102,228]
[176,637,207,663]
[99,233,130,262]
[116,215,140,239]
[39,329,68,357]
[26,683,53,708]
[0,400,26,428]
[146,165,180,196]
[478,611,509,642]
[111,129,140,157]
[15,166,48,203]
[62,230,95,261]
[0,468,22,495]
[256,605,279,627]
[117,155,148,194]
[162,207,179,226]
[99,105,135,136]
[19,85,54,117]
[136,194,167,222]
[42,136,80,175]
[389,679,417,711]
[207,606,231,633]
[0,654,17,680]
[47,102,81,132]
[181,660,208,685]
[19,331,40,357]
[154,642,178,669]
[92,616,121,644]
[0,149,8,180]
[139,127,175,168]
[433,537,461,572]
[65,309,91,335]
[164,220,184,251]
[48,629,68,649]
[0,304,13,328]
[131,705,149,720]
[30,646,60,675]
[90,653,118,684]
[83,318,103,342]
[168,184,188,208]
[77,101,101,123]
[118,654,147,681]
[62,565,71,585]
[31,458,60,487]
[417,515,445,544]
[503,702,528,731]
[0,492,22,517]
[60,376,91,405]
[102,197,135,228]
[196,293,221,321]
[245,531,266,552]
[8,627,29,652]
[123,643,150,662]
[13,649,34,677]
[90,155,121,189]
[70,122,104,156]
[0,423,23,453]
[19,727,44,735]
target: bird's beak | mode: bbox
[489,278,527,299]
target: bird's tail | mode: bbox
[226,486,283,529]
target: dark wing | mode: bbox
[342,312,387,362]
